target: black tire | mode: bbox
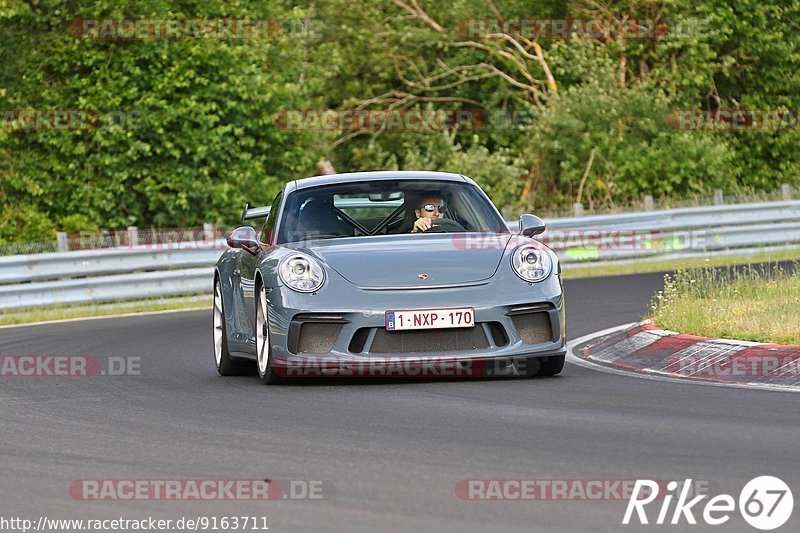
[524,355,565,377]
[255,281,286,384]
[213,278,251,376]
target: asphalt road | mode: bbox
[1,272,799,532]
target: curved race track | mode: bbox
[1,272,798,532]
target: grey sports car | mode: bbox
[213,171,565,384]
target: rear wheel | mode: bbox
[213,279,250,376]
[256,283,285,384]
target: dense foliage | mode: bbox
[1,0,798,241]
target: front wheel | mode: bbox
[256,283,285,384]
[213,279,250,376]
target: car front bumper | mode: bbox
[261,272,566,377]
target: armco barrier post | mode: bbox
[573,202,584,217]
[644,195,654,211]
[782,184,792,201]
[127,226,138,247]
[203,223,214,242]
[713,189,724,205]
[57,232,68,252]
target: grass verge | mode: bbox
[648,263,800,344]
[0,295,211,326]
[562,247,800,279]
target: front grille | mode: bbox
[511,312,554,344]
[368,326,489,354]
[297,322,343,354]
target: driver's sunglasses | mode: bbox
[422,203,446,213]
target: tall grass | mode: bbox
[648,263,800,344]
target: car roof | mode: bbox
[291,171,467,191]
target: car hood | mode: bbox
[285,233,513,288]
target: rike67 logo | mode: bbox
[624,476,793,530]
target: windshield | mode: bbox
[277,179,509,244]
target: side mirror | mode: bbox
[519,214,546,237]
[226,226,262,254]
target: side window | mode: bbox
[261,191,283,244]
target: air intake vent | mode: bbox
[297,323,343,354]
[369,327,489,354]
[511,312,554,344]
[348,328,371,354]
[487,322,509,347]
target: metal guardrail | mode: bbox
[0,268,212,310]
[542,200,800,231]
[0,244,223,284]
[1,200,800,311]
[505,200,800,263]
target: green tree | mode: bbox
[0,0,320,242]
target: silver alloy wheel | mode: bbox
[256,285,270,375]
[213,280,224,366]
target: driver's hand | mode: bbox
[412,217,432,233]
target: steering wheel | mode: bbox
[423,218,466,233]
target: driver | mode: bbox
[411,196,446,233]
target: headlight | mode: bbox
[279,254,326,293]
[510,244,552,282]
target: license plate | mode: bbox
[385,307,475,331]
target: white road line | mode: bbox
[0,306,209,330]
[566,324,800,394]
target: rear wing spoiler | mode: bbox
[242,203,271,222]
